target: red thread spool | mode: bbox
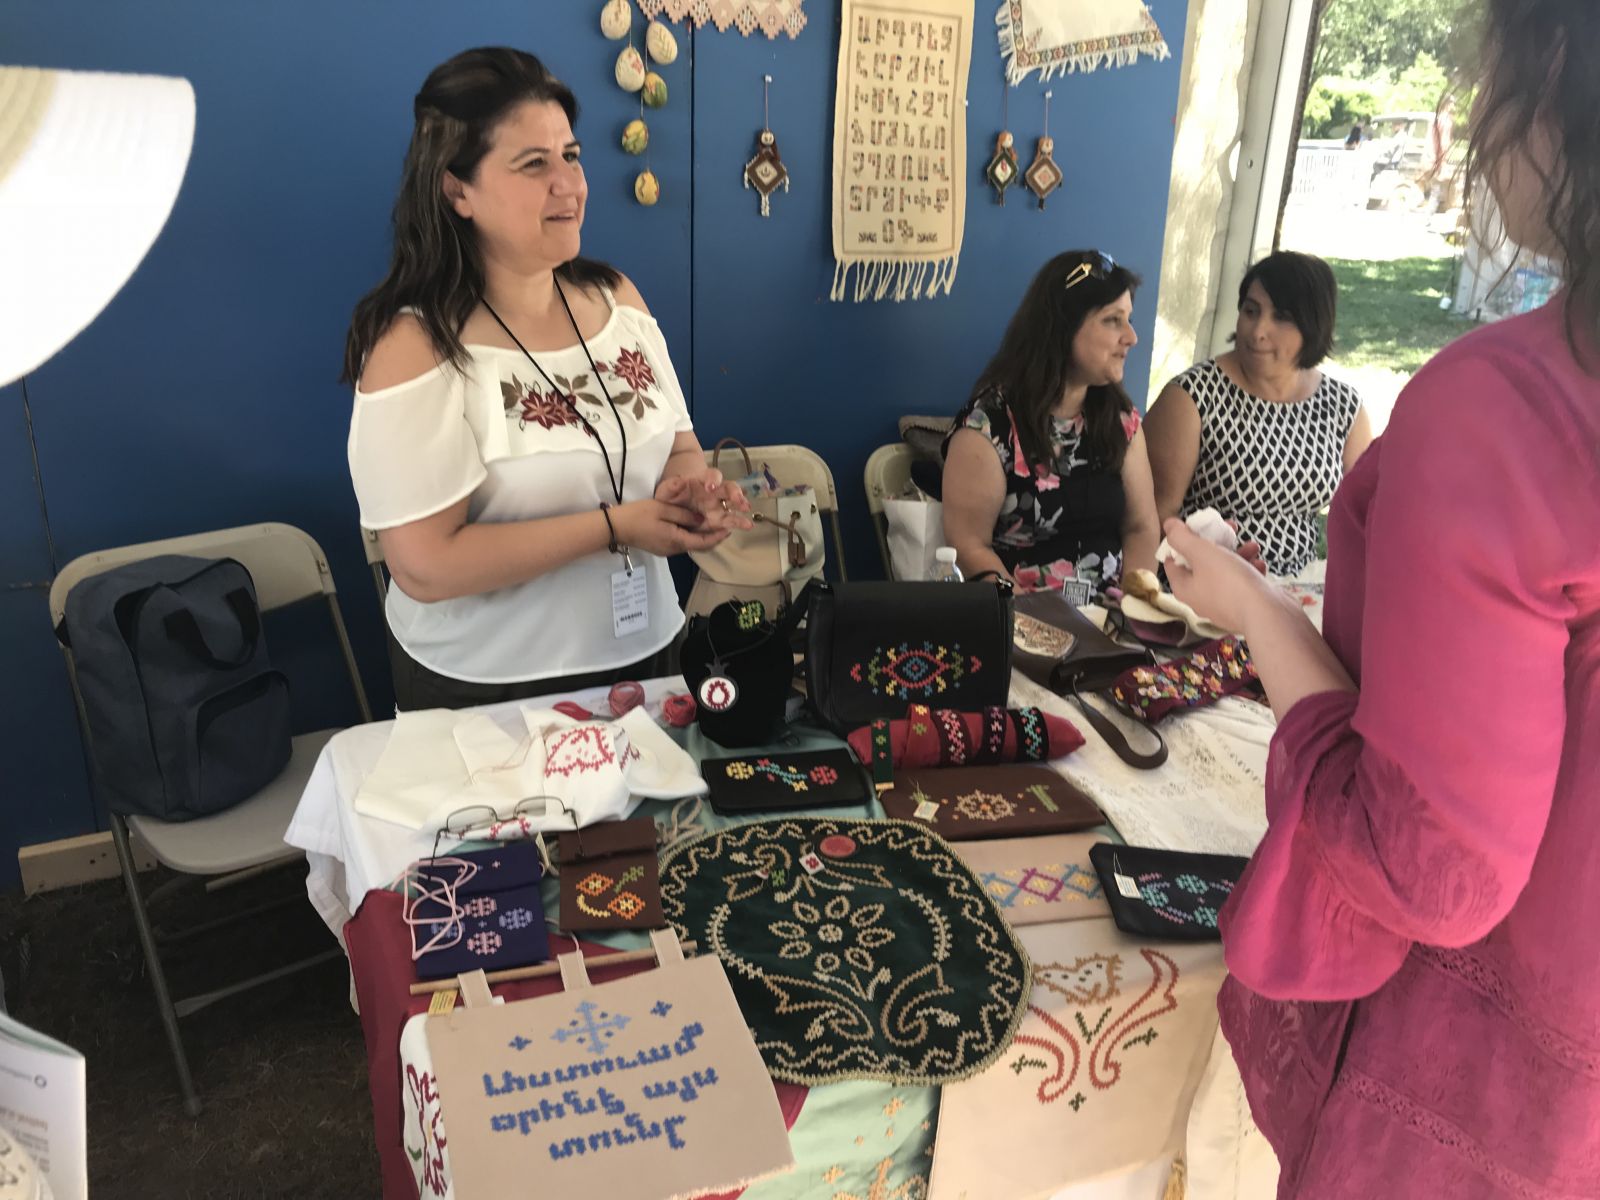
[660,693,698,727]
[608,680,646,717]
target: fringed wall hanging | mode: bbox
[996,0,1171,85]
[638,0,807,39]
[830,0,974,302]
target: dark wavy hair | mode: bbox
[1467,0,1599,367]
[971,250,1142,474]
[1235,251,1338,369]
[341,48,619,384]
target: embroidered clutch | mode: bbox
[413,882,551,981]
[1105,637,1258,723]
[880,765,1104,841]
[556,816,664,932]
[845,704,1084,777]
[417,841,543,896]
[1087,842,1248,941]
[703,748,872,814]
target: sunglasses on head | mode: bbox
[1064,251,1116,291]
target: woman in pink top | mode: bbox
[1163,2,1600,1195]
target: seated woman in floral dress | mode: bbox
[940,250,1159,592]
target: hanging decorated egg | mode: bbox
[641,72,668,108]
[599,0,632,40]
[621,118,649,155]
[634,170,660,206]
[645,20,678,65]
[614,45,646,92]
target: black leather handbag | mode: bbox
[804,580,1014,735]
[1010,591,1168,769]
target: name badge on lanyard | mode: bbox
[612,566,650,638]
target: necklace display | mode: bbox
[697,600,773,713]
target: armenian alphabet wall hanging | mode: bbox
[831,0,974,302]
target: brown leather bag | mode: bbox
[1010,591,1168,769]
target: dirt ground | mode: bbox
[1,867,380,1199]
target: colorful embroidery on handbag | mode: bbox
[849,641,981,700]
[723,757,812,792]
[979,707,1008,761]
[404,1065,449,1196]
[1107,637,1256,722]
[1137,872,1233,930]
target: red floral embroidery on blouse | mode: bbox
[609,346,656,393]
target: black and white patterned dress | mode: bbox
[1173,359,1362,575]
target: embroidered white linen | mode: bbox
[352,706,704,832]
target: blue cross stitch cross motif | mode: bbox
[651,1000,672,1018]
[551,1000,631,1057]
[509,1035,531,1051]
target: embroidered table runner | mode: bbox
[996,0,1171,85]
[661,817,1030,1085]
[953,832,1109,926]
[930,918,1222,1199]
[831,0,973,302]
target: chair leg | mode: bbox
[111,815,202,1117]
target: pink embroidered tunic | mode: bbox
[1218,297,1600,1198]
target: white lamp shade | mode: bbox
[0,66,195,387]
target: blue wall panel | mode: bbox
[0,0,1184,887]
[688,1,1186,575]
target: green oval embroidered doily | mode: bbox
[660,817,1031,1086]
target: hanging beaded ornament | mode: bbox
[986,130,1019,205]
[1024,91,1064,209]
[743,75,790,217]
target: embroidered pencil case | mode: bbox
[413,882,551,981]
[702,748,873,814]
[880,764,1104,840]
[556,816,663,932]
[1087,842,1248,941]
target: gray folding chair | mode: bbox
[48,522,372,1115]
[361,525,388,609]
[705,442,849,580]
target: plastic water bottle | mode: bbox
[928,546,964,583]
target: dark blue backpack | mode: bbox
[61,555,292,822]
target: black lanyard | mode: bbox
[483,281,629,505]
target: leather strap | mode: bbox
[1069,682,1168,770]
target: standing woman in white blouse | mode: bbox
[342,47,749,710]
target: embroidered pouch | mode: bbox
[952,834,1108,927]
[557,817,664,932]
[1088,843,1248,942]
[418,841,544,897]
[413,883,551,981]
[804,580,1013,734]
[703,749,873,815]
[880,765,1104,841]
[1105,637,1259,724]
[660,817,1030,1086]
[845,704,1083,777]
